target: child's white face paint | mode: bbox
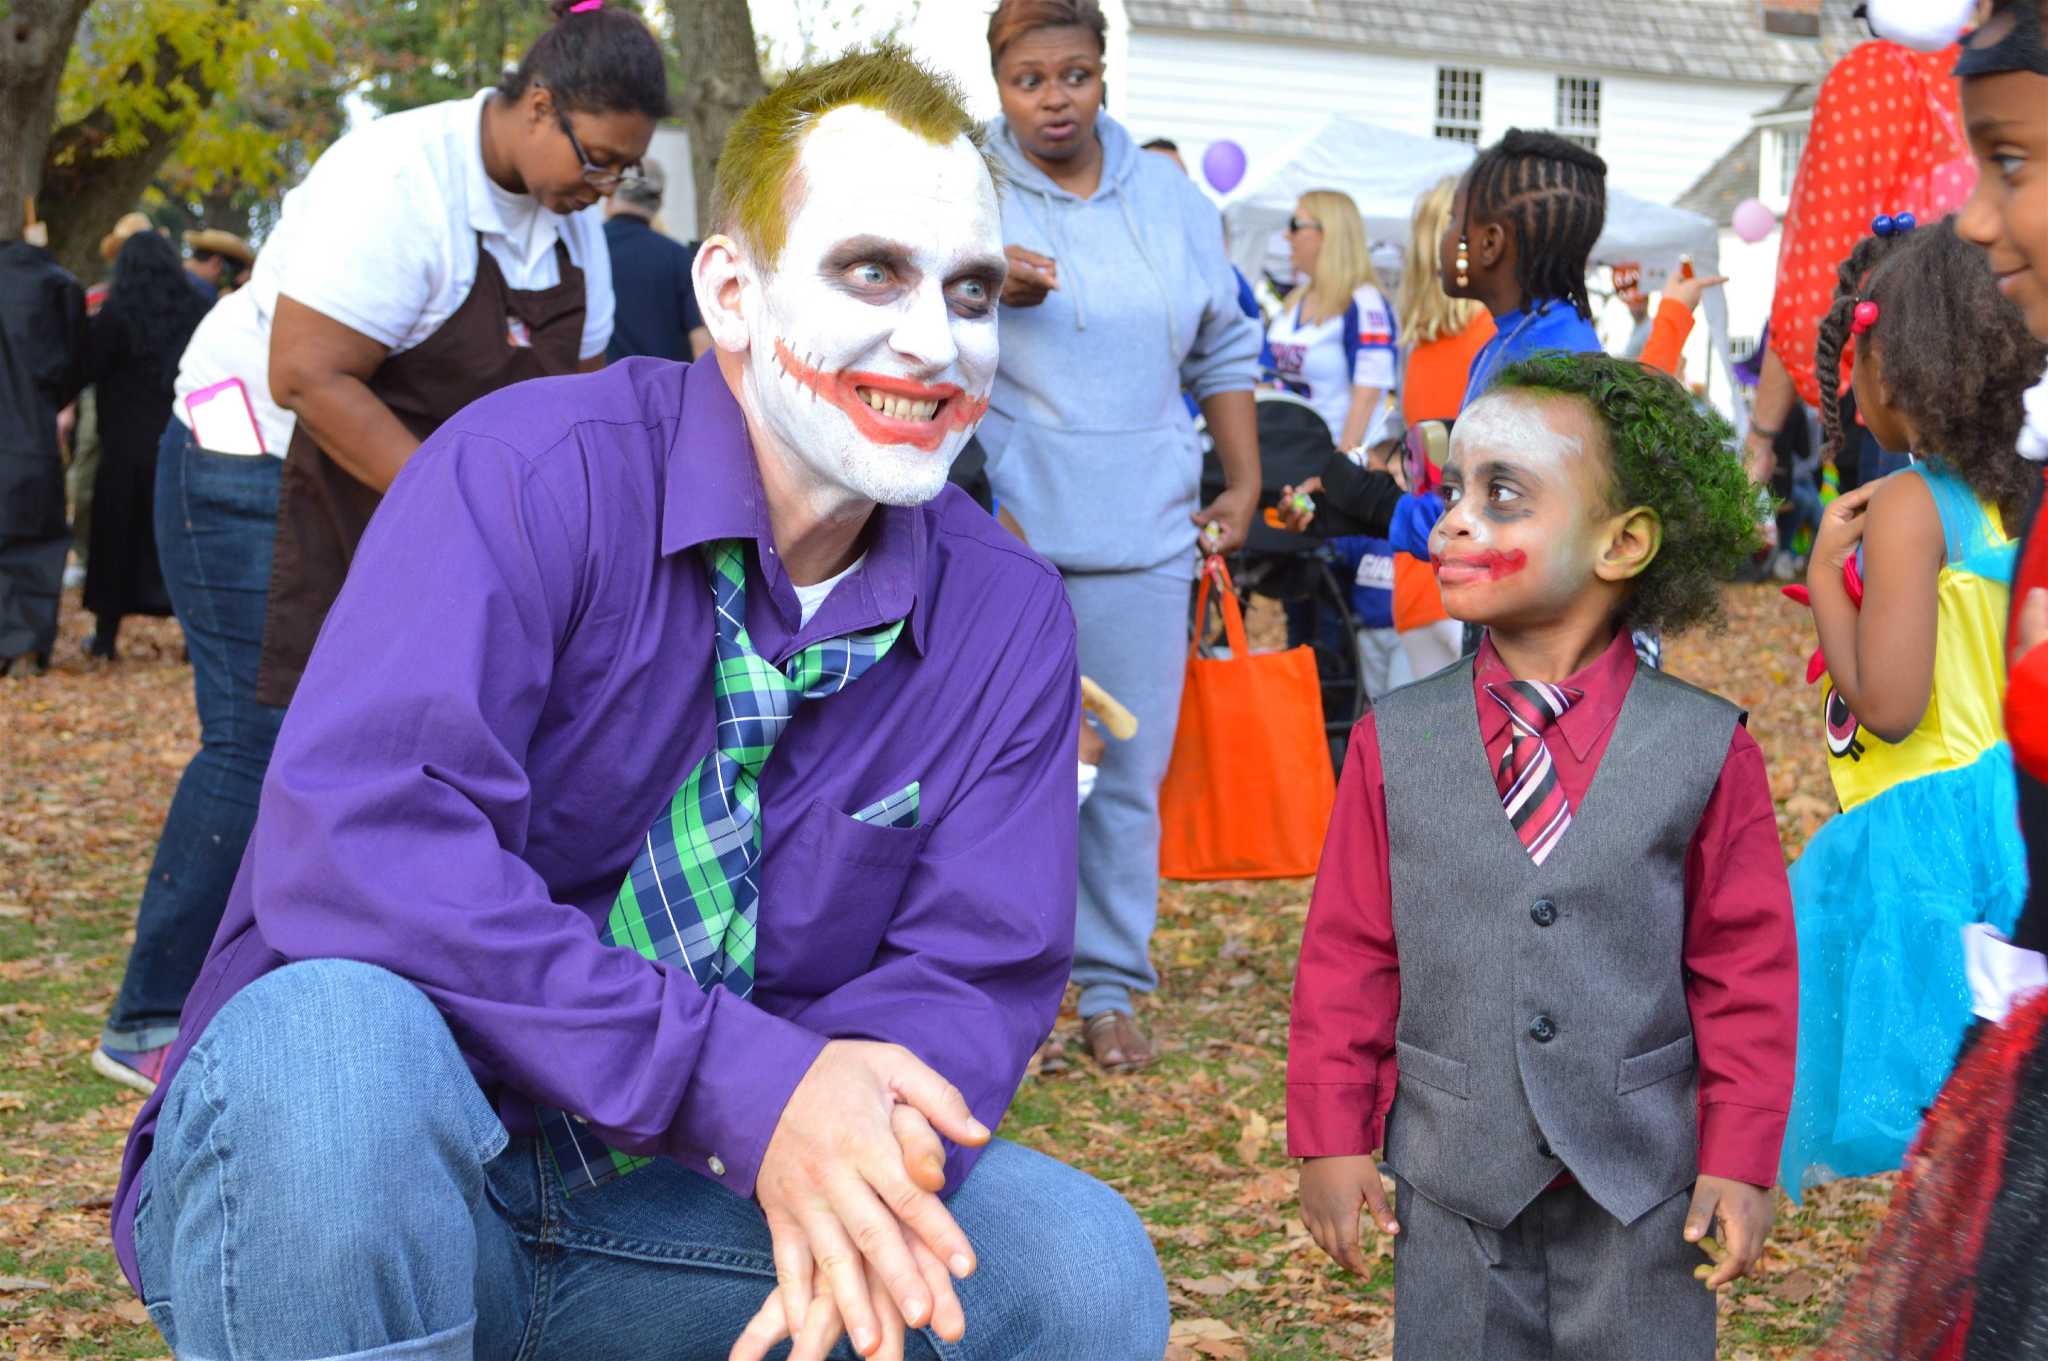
[1430,391,1610,624]
[1453,395,1585,484]
[730,105,1005,510]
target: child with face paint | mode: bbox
[1814,10,2048,1356]
[1775,216,2042,1204]
[1289,353,1795,1360]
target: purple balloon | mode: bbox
[1732,197,1778,245]
[1202,139,1247,194]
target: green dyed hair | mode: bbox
[1489,353,1764,636]
[714,43,994,268]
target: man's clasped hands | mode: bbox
[730,1039,991,1361]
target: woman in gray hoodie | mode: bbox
[980,0,1263,1072]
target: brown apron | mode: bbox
[256,235,586,705]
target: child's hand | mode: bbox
[1683,1175,1774,1289]
[1807,481,1880,577]
[1277,477,1323,534]
[1077,716,1105,768]
[2015,588,2047,668]
[1299,1154,1399,1275]
[1662,272,1729,314]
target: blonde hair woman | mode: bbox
[1397,176,1495,425]
[1265,188,1397,449]
[1389,177,1495,681]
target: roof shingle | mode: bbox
[1122,0,1864,85]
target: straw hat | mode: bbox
[182,228,254,266]
[98,211,155,261]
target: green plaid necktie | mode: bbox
[540,538,905,1192]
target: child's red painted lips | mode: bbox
[1433,550,1527,585]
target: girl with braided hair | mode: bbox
[1778,213,2041,1201]
[1441,128,1610,410]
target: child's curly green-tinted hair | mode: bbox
[1489,353,1764,635]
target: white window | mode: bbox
[1435,67,1483,146]
[1774,125,1808,200]
[1555,76,1601,152]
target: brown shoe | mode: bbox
[1083,1010,1154,1073]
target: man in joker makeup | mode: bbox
[110,46,1170,1361]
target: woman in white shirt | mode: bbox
[92,0,668,1094]
[1263,189,1398,450]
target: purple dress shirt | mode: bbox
[113,357,1081,1290]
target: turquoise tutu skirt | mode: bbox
[1779,743,2028,1199]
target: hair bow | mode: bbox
[1851,300,1880,336]
[1872,212,1918,237]
[569,0,603,11]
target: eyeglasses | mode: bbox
[555,109,642,191]
[1288,217,1323,234]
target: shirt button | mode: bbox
[708,1155,726,1177]
[1530,899,1558,927]
[1528,1015,1557,1043]
[1538,1140,1554,1159]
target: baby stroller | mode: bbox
[1198,390,1368,771]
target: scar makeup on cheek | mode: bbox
[773,338,991,452]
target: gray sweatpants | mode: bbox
[1392,1177,1714,1361]
[1063,565,1190,1020]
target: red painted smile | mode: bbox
[1433,549,1527,586]
[774,339,990,452]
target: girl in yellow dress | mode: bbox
[1780,214,2045,1196]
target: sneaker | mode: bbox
[91,1042,169,1096]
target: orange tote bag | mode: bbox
[1158,561,1336,881]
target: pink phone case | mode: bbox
[184,377,266,455]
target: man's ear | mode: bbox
[693,233,753,355]
[1594,505,1662,583]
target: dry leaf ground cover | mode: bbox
[1,585,1888,1359]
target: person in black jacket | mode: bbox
[602,159,708,362]
[82,230,210,657]
[0,231,87,675]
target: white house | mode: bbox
[1115,0,1858,210]
[1677,83,1819,360]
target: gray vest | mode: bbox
[1377,656,1739,1230]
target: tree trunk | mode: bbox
[670,0,767,235]
[39,27,231,277]
[0,0,93,246]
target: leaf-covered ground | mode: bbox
[0,586,1887,1359]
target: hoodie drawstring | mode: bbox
[1118,191,1179,358]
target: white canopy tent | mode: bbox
[1218,114,1744,430]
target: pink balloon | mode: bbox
[1202,140,1247,194]
[1733,198,1778,245]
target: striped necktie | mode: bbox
[538,538,905,1192]
[1486,680,1583,866]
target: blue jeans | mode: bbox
[104,423,285,1051]
[133,960,1170,1361]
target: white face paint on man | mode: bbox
[715,105,1006,510]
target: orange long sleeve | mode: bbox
[1639,298,1695,378]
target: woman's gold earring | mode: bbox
[1455,236,1470,289]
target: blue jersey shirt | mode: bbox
[1460,298,1603,411]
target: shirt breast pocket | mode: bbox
[758,797,931,995]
